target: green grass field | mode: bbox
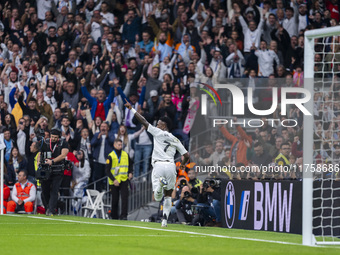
[0,215,339,255]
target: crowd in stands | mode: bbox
[0,0,340,220]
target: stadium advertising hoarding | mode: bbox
[221,180,302,234]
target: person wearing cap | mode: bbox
[296,3,308,33]
[144,90,162,119]
[38,128,69,216]
[121,40,136,63]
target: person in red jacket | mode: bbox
[326,0,339,21]
[2,183,10,214]
[7,170,36,214]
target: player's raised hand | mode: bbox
[124,99,132,110]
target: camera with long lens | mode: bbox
[36,160,71,180]
[178,178,188,189]
[35,128,45,141]
[184,191,191,198]
[190,186,199,199]
[36,163,52,180]
[203,178,221,189]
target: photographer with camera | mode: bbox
[37,128,69,216]
[175,184,197,225]
[188,169,202,189]
[196,178,222,227]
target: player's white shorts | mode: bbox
[152,162,176,191]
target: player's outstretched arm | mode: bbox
[179,152,190,170]
[124,99,150,129]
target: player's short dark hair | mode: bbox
[160,116,172,130]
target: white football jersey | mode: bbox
[147,125,187,164]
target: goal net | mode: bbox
[303,26,340,246]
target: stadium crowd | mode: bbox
[0,0,340,223]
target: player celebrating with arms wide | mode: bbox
[124,100,190,227]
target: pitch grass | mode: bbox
[0,215,339,255]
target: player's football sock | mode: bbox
[154,185,163,202]
[163,196,171,222]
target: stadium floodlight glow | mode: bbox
[303,26,340,246]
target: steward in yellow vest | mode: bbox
[275,142,291,168]
[106,139,133,220]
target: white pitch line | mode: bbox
[3,215,340,248]
[0,223,73,225]
[0,233,199,238]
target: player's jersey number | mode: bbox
[163,141,171,152]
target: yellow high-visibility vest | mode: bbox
[275,153,290,166]
[107,150,129,185]
[34,152,41,187]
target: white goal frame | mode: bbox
[303,26,340,246]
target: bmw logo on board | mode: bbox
[225,181,236,228]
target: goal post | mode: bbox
[303,26,340,246]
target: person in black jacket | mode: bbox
[39,128,69,216]
[175,185,197,224]
[90,122,114,191]
[196,179,221,226]
[106,139,133,220]
[18,96,40,123]
[154,93,177,127]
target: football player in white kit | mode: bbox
[124,100,190,227]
